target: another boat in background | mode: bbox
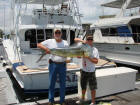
[91,0,140,67]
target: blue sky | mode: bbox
[0,0,119,33]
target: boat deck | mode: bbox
[15,59,115,74]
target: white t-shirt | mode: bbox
[41,39,69,62]
[82,47,99,72]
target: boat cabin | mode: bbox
[91,16,140,43]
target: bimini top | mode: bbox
[15,0,69,5]
[91,15,140,28]
[101,0,140,9]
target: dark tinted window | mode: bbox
[61,29,67,40]
[37,29,44,43]
[110,28,117,36]
[101,28,118,36]
[45,29,53,39]
[70,30,75,45]
[25,29,37,48]
[25,29,67,48]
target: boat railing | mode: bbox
[33,8,70,16]
[124,7,140,17]
[102,33,132,37]
[132,33,140,43]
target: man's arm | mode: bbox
[84,56,98,64]
[65,58,71,63]
[74,38,85,59]
[37,43,50,54]
[74,38,86,43]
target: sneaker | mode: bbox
[76,99,85,104]
[48,102,54,105]
[90,102,96,105]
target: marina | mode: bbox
[1,0,140,105]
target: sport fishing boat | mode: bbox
[2,0,83,93]
[91,0,140,67]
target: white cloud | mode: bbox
[0,0,11,33]
[78,0,119,23]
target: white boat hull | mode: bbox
[94,43,140,67]
[11,58,116,93]
[12,62,80,93]
[2,39,81,93]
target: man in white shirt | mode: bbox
[74,36,99,105]
[37,28,69,105]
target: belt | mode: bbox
[49,59,65,64]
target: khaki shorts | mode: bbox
[80,70,97,90]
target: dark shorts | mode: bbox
[80,70,97,90]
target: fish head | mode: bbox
[81,44,92,57]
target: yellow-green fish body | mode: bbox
[36,44,92,62]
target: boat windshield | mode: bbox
[100,26,132,37]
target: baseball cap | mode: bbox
[54,28,61,33]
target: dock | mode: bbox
[0,63,19,105]
[13,83,140,105]
[16,82,140,105]
[1,61,140,105]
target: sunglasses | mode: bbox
[87,39,93,41]
[55,31,61,34]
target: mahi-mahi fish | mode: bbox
[36,43,92,63]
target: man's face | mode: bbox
[86,38,93,45]
[54,30,62,40]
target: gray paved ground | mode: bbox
[16,83,140,105]
[0,63,19,105]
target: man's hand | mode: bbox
[45,49,51,54]
[83,55,90,59]
[77,56,81,58]
[37,43,51,54]
[74,38,86,43]
[83,55,98,64]
[66,59,71,63]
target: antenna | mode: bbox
[4,3,5,35]
[116,0,132,17]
